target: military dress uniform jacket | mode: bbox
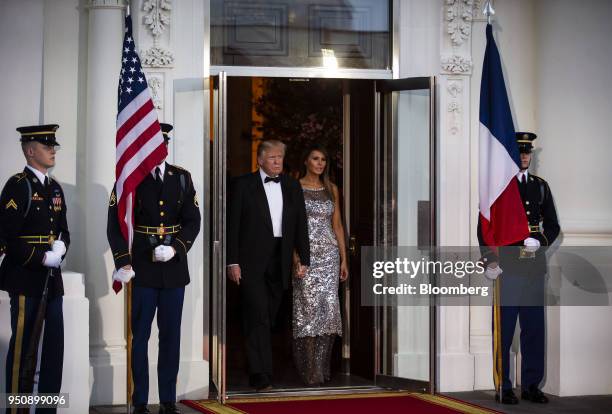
[0,168,70,298]
[107,163,201,288]
[478,174,560,277]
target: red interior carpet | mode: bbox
[182,392,502,414]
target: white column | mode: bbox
[437,0,477,392]
[84,0,127,405]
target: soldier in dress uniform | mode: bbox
[479,132,560,405]
[0,124,70,413]
[107,123,201,414]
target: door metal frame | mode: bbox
[373,76,437,394]
[205,0,412,400]
[210,72,227,403]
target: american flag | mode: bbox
[113,14,167,293]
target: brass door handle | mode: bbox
[349,236,357,256]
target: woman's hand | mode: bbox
[339,260,349,282]
[293,260,305,279]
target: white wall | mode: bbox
[535,0,612,238]
[0,0,45,179]
[535,0,612,396]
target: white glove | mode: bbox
[523,237,541,253]
[154,245,175,262]
[113,267,135,283]
[51,240,66,257]
[484,265,503,281]
[43,251,62,268]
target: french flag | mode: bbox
[479,24,529,247]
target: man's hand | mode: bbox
[51,240,67,257]
[297,265,308,278]
[227,265,241,285]
[154,245,176,262]
[113,265,135,283]
[484,263,503,280]
[43,251,62,268]
[523,237,541,253]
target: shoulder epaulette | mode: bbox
[171,164,187,172]
[12,172,27,182]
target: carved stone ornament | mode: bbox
[446,0,474,46]
[148,75,163,109]
[447,81,463,97]
[446,80,463,136]
[88,0,126,8]
[472,0,487,22]
[141,0,174,67]
[441,55,473,74]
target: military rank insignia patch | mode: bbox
[109,191,117,206]
[194,195,199,207]
[5,199,18,210]
[53,190,62,212]
[32,192,44,201]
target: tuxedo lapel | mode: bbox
[252,172,273,232]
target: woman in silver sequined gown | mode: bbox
[293,145,348,386]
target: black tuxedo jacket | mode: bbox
[227,171,310,288]
[107,163,201,288]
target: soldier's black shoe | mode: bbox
[159,402,182,414]
[495,389,519,404]
[522,386,549,403]
[133,405,151,414]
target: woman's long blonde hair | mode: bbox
[298,145,335,203]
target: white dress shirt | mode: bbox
[517,171,529,183]
[26,165,49,185]
[151,162,166,182]
[260,169,283,237]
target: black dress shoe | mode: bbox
[133,405,151,414]
[495,389,519,404]
[522,386,549,403]
[250,373,273,391]
[159,402,182,414]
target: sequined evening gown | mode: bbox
[292,187,342,385]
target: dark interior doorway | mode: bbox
[220,76,376,393]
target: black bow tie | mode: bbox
[264,175,281,184]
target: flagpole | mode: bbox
[124,5,132,414]
[126,280,133,414]
[483,0,495,25]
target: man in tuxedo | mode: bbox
[227,140,310,391]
